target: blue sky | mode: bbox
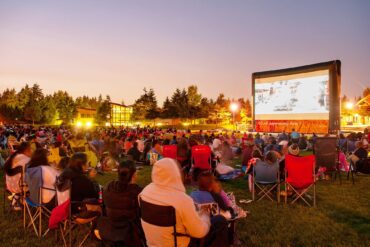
[0,0,369,104]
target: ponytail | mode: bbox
[118,160,136,185]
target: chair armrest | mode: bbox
[41,186,56,192]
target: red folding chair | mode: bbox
[285,155,316,207]
[191,145,212,170]
[162,145,178,159]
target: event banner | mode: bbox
[255,120,329,133]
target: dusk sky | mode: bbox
[1,0,369,105]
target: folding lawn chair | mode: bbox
[24,166,55,237]
[285,154,316,207]
[314,137,341,184]
[48,180,101,247]
[140,197,188,247]
[252,160,280,202]
[191,145,212,171]
[163,145,178,159]
[3,165,25,214]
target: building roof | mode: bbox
[109,102,133,107]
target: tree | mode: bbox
[216,93,228,108]
[24,102,42,124]
[187,85,202,107]
[362,87,370,98]
[96,96,111,125]
[53,91,76,123]
[245,99,252,117]
[161,97,173,118]
[30,83,43,102]
[17,84,32,109]
[40,95,57,124]
[133,88,159,120]
[0,88,18,108]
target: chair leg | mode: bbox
[252,180,255,201]
[285,184,288,204]
[39,207,42,238]
[313,183,316,207]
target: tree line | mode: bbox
[131,86,252,124]
[0,84,111,125]
[0,83,252,125]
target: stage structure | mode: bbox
[252,60,341,133]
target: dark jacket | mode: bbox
[97,181,144,245]
[354,148,368,160]
[57,168,99,213]
[127,147,141,162]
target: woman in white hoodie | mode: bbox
[140,158,228,247]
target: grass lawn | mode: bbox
[1,159,370,247]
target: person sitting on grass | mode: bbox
[95,160,145,246]
[127,141,142,162]
[140,158,229,247]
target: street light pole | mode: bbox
[230,102,239,131]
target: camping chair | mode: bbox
[285,155,316,207]
[252,160,280,202]
[3,165,25,214]
[314,137,341,184]
[140,198,188,247]
[24,166,55,237]
[48,181,101,247]
[191,145,212,171]
[163,145,178,159]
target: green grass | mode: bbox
[1,161,370,247]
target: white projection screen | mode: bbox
[252,61,341,134]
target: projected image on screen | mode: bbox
[254,70,329,120]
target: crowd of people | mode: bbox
[1,124,370,246]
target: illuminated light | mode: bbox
[230,102,239,112]
[156,122,163,126]
[345,102,354,110]
[182,122,190,126]
[76,121,82,127]
[105,122,110,127]
[86,121,92,128]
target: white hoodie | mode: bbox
[140,158,210,247]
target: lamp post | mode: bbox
[230,102,239,130]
